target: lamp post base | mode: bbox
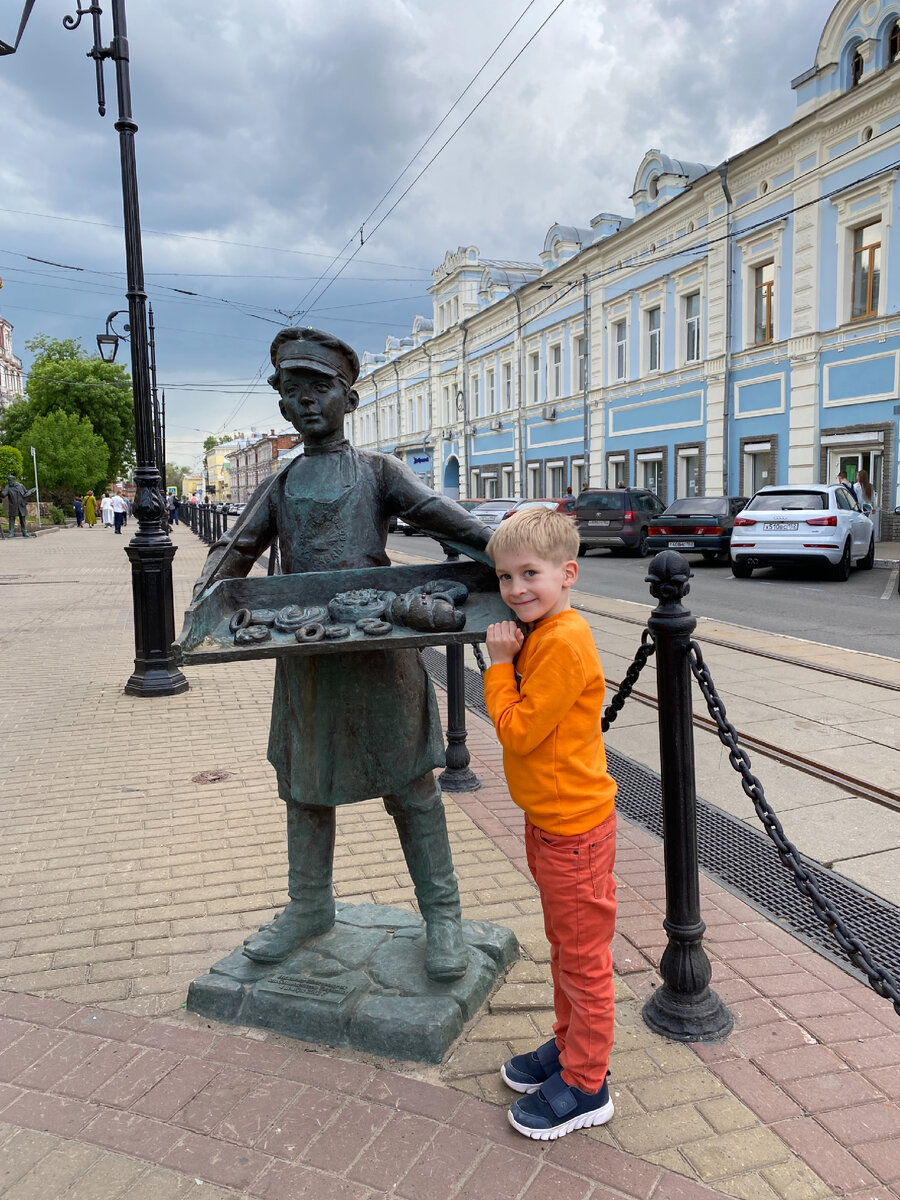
[124,534,189,697]
[642,983,734,1043]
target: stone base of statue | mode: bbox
[187,902,518,1064]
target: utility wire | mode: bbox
[286,0,546,320]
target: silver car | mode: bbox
[730,483,874,581]
[470,499,518,530]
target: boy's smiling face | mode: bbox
[278,366,358,446]
[493,548,577,624]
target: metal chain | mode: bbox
[689,640,900,1014]
[472,643,487,675]
[602,629,656,732]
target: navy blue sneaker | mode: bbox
[508,1070,614,1140]
[500,1038,561,1094]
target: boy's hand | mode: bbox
[486,621,524,665]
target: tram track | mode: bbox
[574,597,900,693]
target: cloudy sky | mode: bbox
[1,0,830,467]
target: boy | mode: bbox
[192,327,490,982]
[484,507,617,1140]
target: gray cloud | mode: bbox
[0,0,829,462]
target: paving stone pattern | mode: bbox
[0,526,898,1197]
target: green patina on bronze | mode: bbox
[178,327,518,1054]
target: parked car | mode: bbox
[226,502,246,517]
[470,499,518,531]
[646,496,749,561]
[574,488,667,556]
[729,483,875,580]
[396,496,482,535]
[501,497,576,520]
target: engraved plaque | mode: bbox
[257,973,353,1003]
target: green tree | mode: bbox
[165,462,191,490]
[0,444,24,480]
[203,434,234,453]
[16,409,109,503]
[11,335,134,484]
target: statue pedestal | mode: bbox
[187,902,518,1064]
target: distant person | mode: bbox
[855,469,879,541]
[616,480,626,489]
[484,508,618,1140]
[565,485,573,496]
[83,491,98,528]
[111,491,128,534]
[73,496,84,528]
[100,492,114,529]
[837,469,857,503]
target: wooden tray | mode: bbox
[173,559,510,665]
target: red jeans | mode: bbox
[525,809,617,1093]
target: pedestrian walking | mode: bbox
[74,497,84,528]
[855,468,880,541]
[83,491,98,528]
[168,493,179,526]
[111,491,128,534]
[100,492,114,529]
[484,507,618,1141]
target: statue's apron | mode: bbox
[266,452,445,806]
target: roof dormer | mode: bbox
[631,150,712,219]
[792,1,900,121]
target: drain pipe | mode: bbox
[459,320,469,497]
[582,271,591,486]
[717,161,734,495]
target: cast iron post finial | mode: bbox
[641,550,733,1042]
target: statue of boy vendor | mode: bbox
[192,327,490,982]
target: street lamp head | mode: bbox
[0,0,36,57]
[96,332,119,362]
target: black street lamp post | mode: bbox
[5,1,187,696]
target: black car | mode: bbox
[646,496,749,562]
[575,488,666,556]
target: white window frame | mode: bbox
[636,450,663,493]
[607,453,626,488]
[645,305,662,373]
[572,459,585,491]
[676,447,701,498]
[613,320,627,382]
[738,220,786,350]
[684,292,701,363]
[529,351,541,404]
[574,335,587,393]
[547,460,565,496]
[501,465,515,495]
[487,369,497,414]
[470,373,480,416]
[551,344,563,399]
[743,441,773,493]
[527,463,541,499]
[503,361,513,409]
[832,171,895,327]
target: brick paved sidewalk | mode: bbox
[1,524,900,1198]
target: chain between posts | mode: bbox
[602,628,656,732]
[688,640,900,1015]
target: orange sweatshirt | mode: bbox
[483,608,617,835]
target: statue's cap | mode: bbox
[270,327,359,387]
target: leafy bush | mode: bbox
[49,505,66,525]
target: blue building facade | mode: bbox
[352,0,900,540]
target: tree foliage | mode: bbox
[166,461,192,489]
[203,434,234,453]
[17,409,109,503]
[0,445,24,480]
[0,335,135,485]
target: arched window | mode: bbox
[890,20,900,63]
[851,47,864,86]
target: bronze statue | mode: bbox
[2,475,36,538]
[192,328,490,981]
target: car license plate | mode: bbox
[764,522,798,531]
[669,540,695,548]
[588,520,610,526]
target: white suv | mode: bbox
[730,484,875,581]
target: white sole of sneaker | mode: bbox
[507,1097,614,1140]
[500,1063,542,1094]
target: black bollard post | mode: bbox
[641,550,733,1042]
[438,643,481,792]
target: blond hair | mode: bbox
[487,506,580,564]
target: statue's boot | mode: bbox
[387,784,468,982]
[242,803,336,963]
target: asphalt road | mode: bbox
[387,533,899,658]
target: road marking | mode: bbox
[882,567,899,600]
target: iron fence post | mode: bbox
[641,550,733,1042]
[438,643,481,793]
